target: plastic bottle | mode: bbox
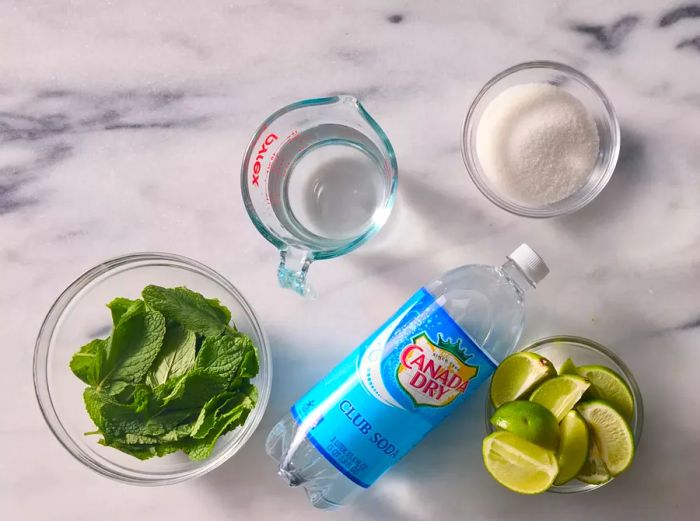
[266,244,549,509]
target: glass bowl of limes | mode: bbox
[483,335,643,494]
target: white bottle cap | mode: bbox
[507,244,549,286]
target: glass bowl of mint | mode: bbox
[33,252,272,485]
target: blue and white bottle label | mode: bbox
[291,288,497,488]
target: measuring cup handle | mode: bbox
[278,248,314,296]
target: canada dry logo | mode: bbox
[397,332,478,407]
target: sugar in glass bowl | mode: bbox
[462,61,620,218]
[33,252,272,485]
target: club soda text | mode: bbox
[339,400,400,458]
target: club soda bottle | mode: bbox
[266,244,549,508]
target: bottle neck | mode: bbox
[501,259,535,295]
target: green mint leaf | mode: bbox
[183,398,255,460]
[101,403,185,443]
[145,409,198,436]
[102,381,132,401]
[107,297,139,325]
[83,388,110,430]
[101,382,153,409]
[69,338,108,385]
[184,412,250,460]
[123,433,160,444]
[100,401,149,441]
[242,382,258,404]
[219,384,258,437]
[156,422,197,442]
[190,391,237,439]
[130,384,157,414]
[84,386,193,444]
[99,439,157,460]
[142,285,231,337]
[195,332,257,382]
[237,339,259,379]
[206,297,232,326]
[228,377,245,389]
[153,375,182,401]
[157,370,228,410]
[195,335,243,381]
[155,443,181,457]
[146,321,196,388]
[130,417,196,443]
[101,300,166,385]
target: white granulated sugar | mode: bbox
[476,83,600,206]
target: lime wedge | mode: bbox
[490,401,560,451]
[554,410,589,485]
[529,374,590,422]
[576,365,634,422]
[577,400,635,476]
[577,433,611,484]
[558,357,577,375]
[490,352,556,407]
[482,431,558,494]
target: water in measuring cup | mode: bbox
[269,124,388,244]
[266,246,549,509]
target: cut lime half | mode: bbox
[490,352,556,408]
[529,374,590,422]
[577,433,611,484]
[577,400,635,476]
[558,357,577,375]
[576,365,634,422]
[482,431,558,494]
[554,410,589,485]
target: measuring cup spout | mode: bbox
[278,247,314,296]
[332,95,384,134]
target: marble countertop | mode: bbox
[2,1,699,520]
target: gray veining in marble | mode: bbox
[1,1,699,520]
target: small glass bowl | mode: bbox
[462,61,620,217]
[33,252,272,485]
[485,335,643,494]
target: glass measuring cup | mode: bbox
[241,95,398,295]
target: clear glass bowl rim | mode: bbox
[484,335,644,494]
[33,252,272,486]
[461,60,621,218]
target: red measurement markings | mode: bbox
[252,129,302,190]
[266,129,300,185]
[283,129,299,145]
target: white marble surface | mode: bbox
[2,1,699,519]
